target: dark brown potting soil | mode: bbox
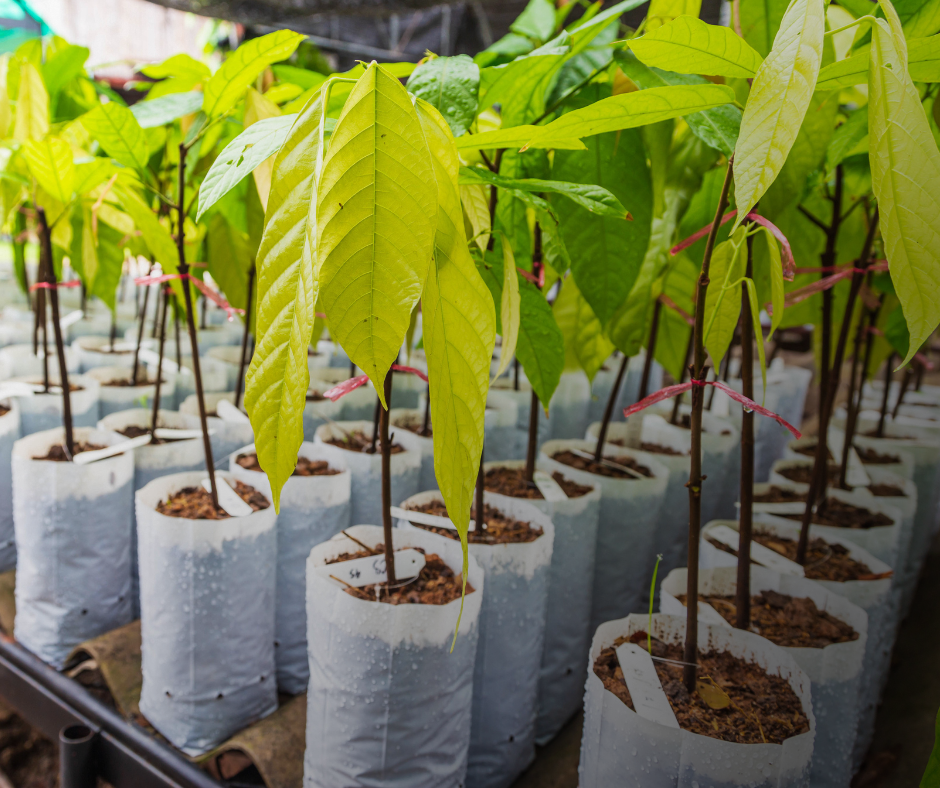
[155,481,269,520]
[306,389,326,401]
[117,424,184,445]
[753,486,806,503]
[794,443,833,460]
[34,442,105,461]
[483,466,593,499]
[862,430,914,440]
[593,632,810,744]
[325,430,405,454]
[552,450,652,478]
[31,382,84,393]
[236,452,341,476]
[325,546,471,604]
[103,375,160,387]
[640,441,688,456]
[683,591,859,648]
[395,412,432,437]
[407,499,544,544]
[868,483,906,497]
[779,497,894,529]
[0,404,8,417]
[775,464,840,485]
[855,444,903,464]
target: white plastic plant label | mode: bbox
[614,643,679,729]
[138,348,179,373]
[216,399,250,424]
[154,428,205,440]
[203,477,253,517]
[59,310,83,329]
[533,470,567,502]
[708,524,805,577]
[316,548,426,587]
[390,505,477,531]
[0,381,40,399]
[73,434,152,465]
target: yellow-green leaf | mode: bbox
[703,227,748,367]
[416,98,495,585]
[0,57,10,138]
[816,34,940,89]
[630,16,765,78]
[868,10,940,367]
[13,62,48,142]
[552,274,615,382]
[460,183,490,251]
[733,0,827,227]
[454,125,587,151]
[743,277,767,395]
[646,0,703,29]
[244,87,282,211]
[115,186,179,275]
[493,234,521,381]
[315,63,437,407]
[203,30,305,118]
[245,95,325,510]
[81,102,149,171]
[24,137,73,204]
[761,226,785,337]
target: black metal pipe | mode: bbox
[60,724,97,788]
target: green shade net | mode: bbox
[0,0,49,54]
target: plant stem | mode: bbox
[915,360,925,391]
[369,395,381,453]
[234,265,255,409]
[200,293,207,330]
[109,310,117,352]
[594,354,629,462]
[475,455,485,531]
[173,301,182,371]
[176,143,218,509]
[525,389,539,481]
[670,330,695,425]
[683,158,734,693]
[132,262,153,386]
[421,387,431,436]
[513,358,520,391]
[37,208,74,457]
[39,283,48,392]
[839,303,867,489]
[639,299,662,401]
[736,240,755,630]
[892,368,911,420]
[380,371,396,585]
[875,354,893,438]
[150,287,169,439]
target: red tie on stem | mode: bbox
[134,273,244,321]
[323,364,429,402]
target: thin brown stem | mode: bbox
[132,261,153,385]
[875,354,893,438]
[639,300,662,401]
[234,266,255,409]
[475,455,485,531]
[670,330,695,425]
[892,369,912,420]
[150,287,169,439]
[594,354,629,462]
[369,395,381,454]
[421,387,431,436]
[380,371,396,585]
[525,389,539,481]
[736,240,755,630]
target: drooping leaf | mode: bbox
[115,186,179,275]
[196,114,298,220]
[494,235,521,380]
[24,137,73,204]
[760,226,786,336]
[203,30,306,118]
[460,182,490,251]
[703,227,748,367]
[90,221,125,312]
[81,102,149,171]
[741,0,791,57]
[459,165,630,218]
[244,96,324,510]
[868,10,940,366]
[316,63,438,406]
[733,0,827,227]
[130,91,204,128]
[272,64,328,91]
[629,16,765,77]
[407,55,480,137]
[883,302,911,358]
[13,62,48,142]
[743,277,768,394]
[454,125,586,151]
[206,213,252,313]
[552,274,615,382]
[416,99,495,552]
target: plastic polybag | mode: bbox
[180,392,253,464]
[13,374,100,435]
[86,365,175,418]
[0,399,21,572]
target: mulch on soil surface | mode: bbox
[682,590,859,648]
[593,632,810,744]
[776,464,840,485]
[794,444,834,460]
[867,483,906,497]
[780,497,894,529]
[855,444,903,464]
[236,452,341,476]
[639,442,687,456]
[483,466,593,499]
[103,376,160,387]
[325,430,405,454]
[754,486,806,503]
[408,499,544,544]
[34,442,105,461]
[117,425,185,445]
[325,546,470,604]
[156,481,269,520]
[552,450,652,479]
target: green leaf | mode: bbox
[552,275,615,382]
[24,137,73,203]
[115,186,179,275]
[703,227,748,367]
[884,302,911,358]
[197,114,298,220]
[522,84,737,147]
[459,165,630,218]
[316,63,438,406]
[460,182,490,251]
[272,64,328,90]
[203,30,306,118]
[408,55,480,137]
[733,0,827,227]
[741,0,791,57]
[896,0,940,38]
[72,158,115,195]
[868,10,940,366]
[909,34,940,80]
[815,35,940,89]
[245,95,324,510]
[454,125,587,151]
[206,213,252,313]
[511,0,557,42]
[761,226,785,336]
[743,277,768,394]
[827,107,869,169]
[493,234,521,380]
[13,62,48,142]
[629,15,765,78]
[42,44,89,97]
[416,99,496,553]
[646,0,703,30]
[141,53,209,82]
[90,221,125,312]
[922,706,940,788]
[82,102,149,171]
[130,91,204,128]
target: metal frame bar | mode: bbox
[0,637,220,788]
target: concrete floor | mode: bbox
[512,532,940,788]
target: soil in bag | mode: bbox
[155,482,269,520]
[34,442,106,461]
[0,404,8,417]
[104,376,160,387]
[394,412,432,437]
[483,466,593,499]
[753,486,806,503]
[866,483,905,497]
[551,450,652,479]
[707,532,889,582]
[606,438,688,456]
[775,464,840,485]
[854,445,903,464]
[592,632,810,744]
[779,498,893,529]
[676,590,859,648]
[406,500,544,545]
[325,430,405,454]
[116,425,185,445]
[236,452,341,476]
[324,546,472,605]
[794,444,834,460]
[29,381,84,393]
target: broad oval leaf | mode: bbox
[115,185,179,275]
[552,274,615,382]
[13,62,48,143]
[515,277,565,407]
[24,137,73,204]
[407,55,480,137]
[203,30,305,118]
[245,96,325,510]
[82,102,149,171]
[316,63,438,406]
[760,226,785,336]
[869,13,940,366]
[703,227,748,367]
[630,15,765,78]
[743,277,768,395]
[197,114,298,221]
[460,182,491,251]
[454,125,587,151]
[817,33,940,89]
[493,235,521,380]
[733,0,826,227]
[130,91,204,128]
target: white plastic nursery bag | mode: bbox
[13,374,99,435]
[0,399,20,572]
[87,365,175,418]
